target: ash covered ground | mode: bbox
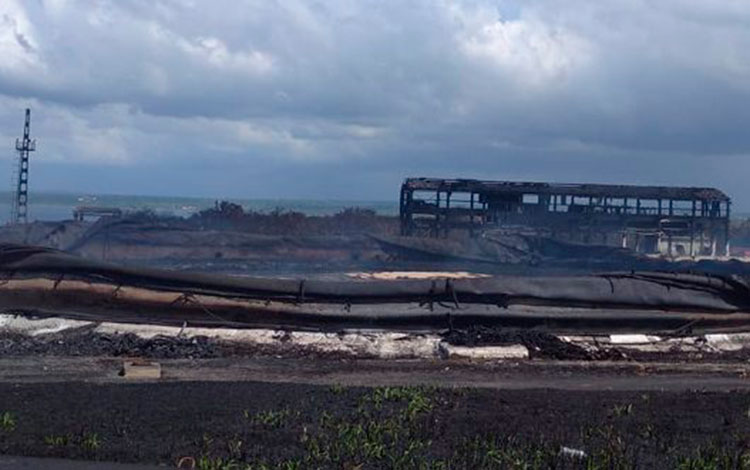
[3,203,750,278]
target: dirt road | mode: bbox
[0,356,747,391]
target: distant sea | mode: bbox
[0,191,399,224]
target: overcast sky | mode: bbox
[1,1,750,208]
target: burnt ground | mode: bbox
[0,329,226,360]
[443,326,623,360]
[0,329,363,361]
[2,325,750,363]
[0,381,747,469]
[0,326,748,468]
[443,325,750,363]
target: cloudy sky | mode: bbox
[1,1,750,208]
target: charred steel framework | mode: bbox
[11,109,35,225]
[400,177,731,257]
[73,206,123,221]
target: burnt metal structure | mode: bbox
[400,177,731,257]
[73,206,123,221]
[11,109,35,224]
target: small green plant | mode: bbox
[360,386,435,419]
[277,460,302,470]
[676,448,750,470]
[196,456,241,470]
[43,434,70,447]
[329,383,345,395]
[611,403,633,417]
[250,408,295,428]
[202,433,214,450]
[403,392,433,420]
[0,412,15,433]
[227,436,243,457]
[242,462,271,470]
[297,387,442,469]
[318,410,333,427]
[81,432,101,451]
[640,423,655,440]
[45,432,101,451]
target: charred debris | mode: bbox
[400,177,731,258]
[0,177,745,274]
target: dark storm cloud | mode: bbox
[1,0,750,207]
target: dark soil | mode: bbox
[443,326,625,360]
[443,326,750,363]
[0,382,747,469]
[0,326,639,363]
[0,329,223,359]
[2,326,749,363]
[2,323,613,362]
[0,328,359,361]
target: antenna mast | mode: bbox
[12,108,35,224]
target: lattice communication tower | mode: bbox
[11,108,35,224]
